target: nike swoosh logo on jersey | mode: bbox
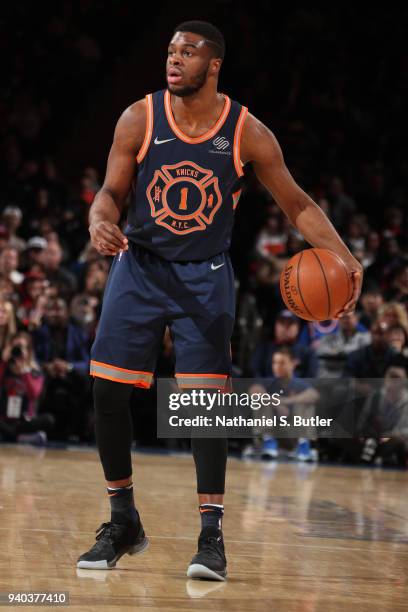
[211,262,225,271]
[154,136,176,145]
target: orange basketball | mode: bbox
[280,248,352,321]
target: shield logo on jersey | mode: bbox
[146,161,222,234]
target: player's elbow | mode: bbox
[286,194,313,225]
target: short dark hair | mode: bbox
[273,345,297,362]
[174,20,225,59]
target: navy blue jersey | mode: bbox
[125,89,248,261]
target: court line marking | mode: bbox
[3,528,408,553]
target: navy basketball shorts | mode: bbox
[90,244,235,390]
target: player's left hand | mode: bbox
[335,258,363,318]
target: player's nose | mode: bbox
[169,53,182,66]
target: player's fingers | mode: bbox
[349,270,363,303]
[336,298,357,317]
[96,227,125,249]
[95,240,119,256]
[100,246,118,257]
[107,224,128,246]
[335,270,362,318]
[97,222,128,247]
[336,305,355,318]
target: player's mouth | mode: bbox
[167,68,183,84]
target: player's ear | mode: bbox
[210,58,222,75]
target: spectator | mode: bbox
[70,293,98,342]
[1,206,26,252]
[355,363,408,467]
[388,325,408,358]
[83,259,109,299]
[382,207,404,240]
[0,301,16,356]
[0,246,24,286]
[298,318,341,349]
[316,312,371,377]
[361,231,381,269]
[358,287,384,330]
[32,296,90,440]
[23,236,47,271]
[285,231,306,257]
[255,215,287,259]
[366,237,405,291]
[71,240,102,284]
[0,278,18,307]
[244,347,319,461]
[328,362,408,466]
[0,225,10,253]
[386,263,408,305]
[42,241,77,299]
[344,321,396,379]
[27,188,58,235]
[251,309,318,378]
[378,302,408,334]
[345,217,366,255]
[16,271,48,329]
[0,331,52,445]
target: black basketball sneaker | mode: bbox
[77,516,149,569]
[187,526,227,581]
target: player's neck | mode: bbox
[170,85,223,126]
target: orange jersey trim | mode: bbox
[233,106,248,177]
[177,384,228,389]
[175,373,228,379]
[91,360,153,376]
[136,94,154,164]
[90,372,152,388]
[232,189,242,210]
[164,90,231,144]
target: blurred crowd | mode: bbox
[0,4,407,467]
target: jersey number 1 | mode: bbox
[178,187,188,210]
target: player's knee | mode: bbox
[93,377,133,413]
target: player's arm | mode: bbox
[240,114,363,317]
[89,99,146,256]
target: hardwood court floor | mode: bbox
[1,445,408,611]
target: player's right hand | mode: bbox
[89,221,129,256]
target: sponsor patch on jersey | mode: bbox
[209,135,231,156]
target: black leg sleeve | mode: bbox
[93,378,134,481]
[191,438,228,494]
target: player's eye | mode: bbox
[183,50,192,57]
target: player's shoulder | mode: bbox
[240,110,280,163]
[113,97,148,145]
[242,111,270,139]
[122,89,163,122]
[120,97,147,126]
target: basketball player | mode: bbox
[77,21,363,580]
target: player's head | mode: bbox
[167,20,225,97]
[272,347,297,379]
